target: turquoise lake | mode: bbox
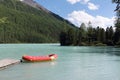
[0,44,120,80]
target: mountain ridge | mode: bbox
[20,0,50,13]
[20,0,75,27]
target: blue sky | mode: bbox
[35,0,117,28]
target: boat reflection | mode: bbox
[22,61,57,69]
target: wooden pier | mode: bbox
[0,59,20,69]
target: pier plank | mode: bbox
[0,59,20,69]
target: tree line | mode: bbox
[59,22,120,46]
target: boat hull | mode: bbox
[22,54,57,62]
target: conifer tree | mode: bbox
[112,0,120,45]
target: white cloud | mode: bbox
[67,10,115,29]
[88,2,99,10]
[82,0,90,4]
[67,10,94,26]
[67,0,99,10]
[67,0,90,4]
[67,0,81,4]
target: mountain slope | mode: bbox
[0,0,76,43]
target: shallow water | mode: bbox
[0,44,120,80]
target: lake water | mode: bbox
[0,44,120,80]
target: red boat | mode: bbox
[22,54,57,62]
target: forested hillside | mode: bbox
[0,0,76,43]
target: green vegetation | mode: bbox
[112,0,120,46]
[60,22,116,46]
[0,0,76,43]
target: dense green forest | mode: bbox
[0,0,76,43]
[59,22,119,46]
